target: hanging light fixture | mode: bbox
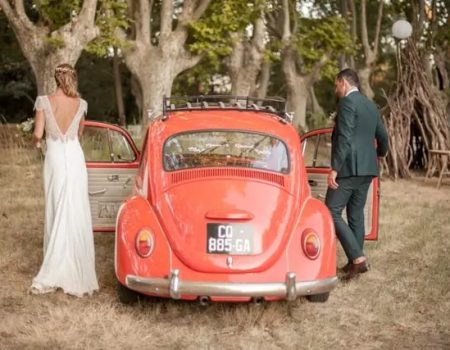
[392,20,413,39]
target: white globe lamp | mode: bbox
[392,20,413,39]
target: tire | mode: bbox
[306,292,330,303]
[117,282,142,304]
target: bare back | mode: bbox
[47,94,81,135]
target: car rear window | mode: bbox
[163,131,289,173]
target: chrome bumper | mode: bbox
[125,270,338,301]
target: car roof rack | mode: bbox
[162,95,292,123]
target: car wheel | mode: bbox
[306,292,329,303]
[117,282,142,304]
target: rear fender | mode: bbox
[115,196,171,284]
[287,197,336,280]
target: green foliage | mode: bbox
[34,0,81,30]
[431,0,450,47]
[34,0,130,57]
[86,0,130,56]
[294,16,354,79]
[173,60,227,96]
[189,0,265,62]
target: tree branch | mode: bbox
[308,53,329,85]
[177,0,211,30]
[76,0,98,29]
[192,0,211,21]
[372,1,384,58]
[349,0,357,68]
[134,0,152,44]
[281,0,291,42]
[14,0,34,29]
[71,0,97,41]
[160,0,174,38]
[0,0,33,32]
[360,0,372,61]
[291,0,298,37]
[251,15,265,51]
[266,9,282,39]
[179,52,204,73]
[348,0,357,40]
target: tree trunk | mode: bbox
[279,0,326,131]
[229,16,266,96]
[113,48,126,126]
[122,0,210,125]
[358,0,383,100]
[348,0,356,69]
[339,0,348,69]
[124,39,201,125]
[308,86,325,117]
[0,0,99,96]
[286,81,309,131]
[129,55,175,124]
[282,47,311,131]
[358,66,374,98]
[255,60,271,99]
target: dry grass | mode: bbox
[0,145,449,350]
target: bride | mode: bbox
[30,63,99,297]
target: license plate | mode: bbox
[207,223,254,254]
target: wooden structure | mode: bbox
[425,149,450,189]
[382,40,450,180]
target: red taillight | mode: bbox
[135,228,154,258]
[302,230,321,260]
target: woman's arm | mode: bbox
[33,110,45,148]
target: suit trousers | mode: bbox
[325,176,373,261]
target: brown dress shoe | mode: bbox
[339,262,353,273]
[341,260,369,281]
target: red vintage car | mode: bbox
[80,96,379,304]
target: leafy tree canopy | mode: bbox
[31,0,129,55]
[294,16,353,79]
[189,0,266,62]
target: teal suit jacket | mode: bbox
[331,91,389,178]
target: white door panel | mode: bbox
[88,168,137,229]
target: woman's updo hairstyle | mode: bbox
[54,63,79,97]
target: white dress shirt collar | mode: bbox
[346,87,359,96]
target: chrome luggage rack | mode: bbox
[162,95,292,123]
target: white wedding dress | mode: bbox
[31,95,99,297]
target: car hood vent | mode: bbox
[170,168,285,187]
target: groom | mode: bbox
[325,69,389,281]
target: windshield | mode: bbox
[163,131,289,173]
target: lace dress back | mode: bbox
[34,95,87,141]
[31,95,98,297]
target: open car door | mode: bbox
[301,128,379,240]
[80,121,140,232]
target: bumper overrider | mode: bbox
[125,270,338,301]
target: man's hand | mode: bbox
[328,170,339,189]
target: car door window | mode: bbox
[302,135,319,167]
[80,126,111,162]
[302,133,331,168]
[110,129,136,162]
[315,133,332,168]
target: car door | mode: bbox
[301,128,379,240]
[80,121,140,232]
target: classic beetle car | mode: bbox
[81,96,379,304]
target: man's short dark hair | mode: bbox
[336,68,360,87]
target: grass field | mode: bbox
[0,146,449,350]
